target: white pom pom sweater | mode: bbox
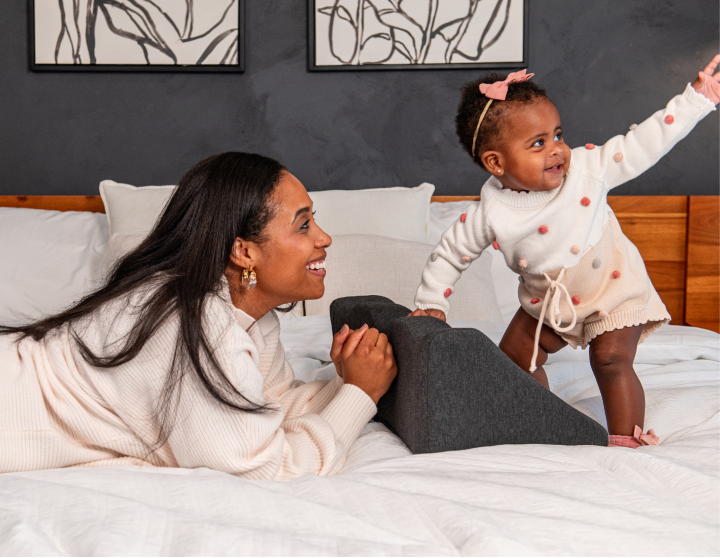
[0,279,377,479]
[415,84,715,338]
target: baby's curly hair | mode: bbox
[456,72,548,170]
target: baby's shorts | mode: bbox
[518,216,670,349]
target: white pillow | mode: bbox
[305,234,502,322]
[0,208,109,326]
[100,180,435,262]
[429,201,520,323]
[309,183,434,244]
[99,180,175,264]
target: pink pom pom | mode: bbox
[580,197,591,206]
[665,115,674,124]
[518,259,527,269]
[492,241,499,250]
[460,213,467,223]
[538,225,549,234]
[612,270,621,279]
[585,143,595,150]
[571,245,580,254]
[444,288,452,298]
[571,296,581,305]
[530,298,540,304]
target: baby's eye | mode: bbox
[554,132,562,141]
[532,139,544,147]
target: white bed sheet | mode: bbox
[1,316,718,555]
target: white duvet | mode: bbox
[1,316,718,556]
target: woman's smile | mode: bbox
[306,257,326,277]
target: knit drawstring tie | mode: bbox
[529,268,578,372]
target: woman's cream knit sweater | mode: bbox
[0,280,377,480]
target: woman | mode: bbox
[0,152,397,480]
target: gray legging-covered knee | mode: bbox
[330,295,608,454]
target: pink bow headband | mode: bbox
[471,69,535,157]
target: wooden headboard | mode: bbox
[2,194,718,332]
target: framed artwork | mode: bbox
[308,0,528,71]
[29,0,244,72]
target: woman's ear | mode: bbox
[481,151,503,175]
[229,238,258,269]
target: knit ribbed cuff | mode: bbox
[415,278,452,316]
[415,303,449,316]
[682,82,717,112]
[319,384,377,452]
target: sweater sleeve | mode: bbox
[573,84,715,191]
[414,199,491,316]
[163,307,377,481]
[79,293,376,481]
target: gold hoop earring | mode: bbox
[242,268,257,290]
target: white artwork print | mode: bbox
[34,0,239,66]
[314,0,524,67]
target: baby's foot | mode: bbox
[608,426,659,448]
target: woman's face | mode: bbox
[228,172,331,316]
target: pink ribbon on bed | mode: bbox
[634,426,659,446]
[608,427,660,448]
[479,69,535,100]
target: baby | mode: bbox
[411,56,720,448]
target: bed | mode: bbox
[0,189,718,555]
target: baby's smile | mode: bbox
[545,162,564,175]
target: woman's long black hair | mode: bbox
[0,152,289,444]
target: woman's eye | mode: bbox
[300,212,316,231]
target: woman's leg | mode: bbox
[499,308,567,389]
[588,326,644,436]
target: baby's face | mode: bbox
[483,99,571,193]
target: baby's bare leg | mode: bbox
[499,308,567,389]
[588,326,644,436]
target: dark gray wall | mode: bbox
[0,0,717,196]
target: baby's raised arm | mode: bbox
[413,200,492,319]
[575,55,719,192]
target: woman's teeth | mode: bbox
[306,261,325,270]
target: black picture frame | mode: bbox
[29,0,245,73]
[307,0,528,72]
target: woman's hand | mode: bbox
[330,324,354,378]
[331,324,397,404]
[692,54,720,105]
[408,308,447,321]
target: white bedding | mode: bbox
[1,202,717,554]
[2,316,718,556]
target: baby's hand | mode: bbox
[692,54,720,105]
[408,308,447,322]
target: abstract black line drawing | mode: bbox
[308,0,527,71]
[30,0,244,72]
